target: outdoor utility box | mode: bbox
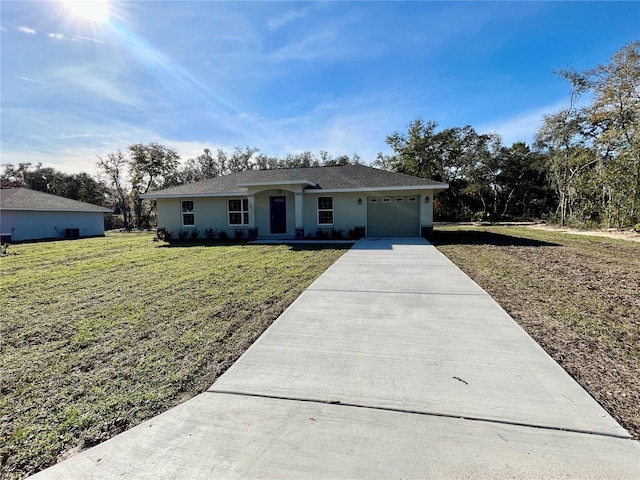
[0,234,11,244]
[65,228,80,239]
[421,226,433,239]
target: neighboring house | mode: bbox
[0,188,112,242]
[143,165,448,239]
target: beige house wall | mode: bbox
[156,188,437,238]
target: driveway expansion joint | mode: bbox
[207,389,635,441]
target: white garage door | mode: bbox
[367,196,420,236]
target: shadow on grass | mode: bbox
[431,230,560,247]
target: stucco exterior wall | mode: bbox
[157,197,229,236]
[421,192,433,226]
[0,210,105,241]
[302,192,367,236]
[304,190,433,236]
[155,189,436,238]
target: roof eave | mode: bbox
[304,184,449,194]
[141,192,246,200]
[0,207,112,213]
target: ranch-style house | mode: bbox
[143,165,448,239]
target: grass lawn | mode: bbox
[0,232,349,479]
[432,225,640,440]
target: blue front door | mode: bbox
[270,196,287,234]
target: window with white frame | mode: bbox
[181,200,195,226]
[317,196,333,225]
[228,198,249,225]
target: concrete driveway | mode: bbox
[32,238,640,479]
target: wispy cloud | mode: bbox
[59,133,110,140]
[478,100,569,146]
[73,35,106,44]
[267,9,307,30]
[16,76,43,84]
[52,65,141,107]
[18,25,36,35]
[47,33,105,44]
[243,91,408,162]
[1,114,222,175]
[269,30,345,62]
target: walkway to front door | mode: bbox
[270,196,286,234]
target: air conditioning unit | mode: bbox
[65,228,80,239]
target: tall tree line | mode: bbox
[1,147,362,230]
[179,147,361,184]
[535,41,639,227]
[374,120,554,221]
[95,146,362,229]
[377,42,639,228]
[1,163,110,207]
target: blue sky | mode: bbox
[1,1,639,175]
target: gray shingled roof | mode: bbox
[0,188,112,212]
[145,165,448,197]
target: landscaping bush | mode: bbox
[329,228,344,240]
[315,228,330,240]
[347,226,363,240]
[204,227,218,240]
[156,228,173,242]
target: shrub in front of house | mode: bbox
[204,227,218,240]
[316,228,330,240]
[347,226,363,240]
[329,228,344,240]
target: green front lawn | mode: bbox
[0,233,348,479]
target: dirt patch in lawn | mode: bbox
[525,223,640,243]
[433,226,640,440]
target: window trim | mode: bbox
[181,200,195,227]
[227,197,249,226]
[317,196,334,225]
